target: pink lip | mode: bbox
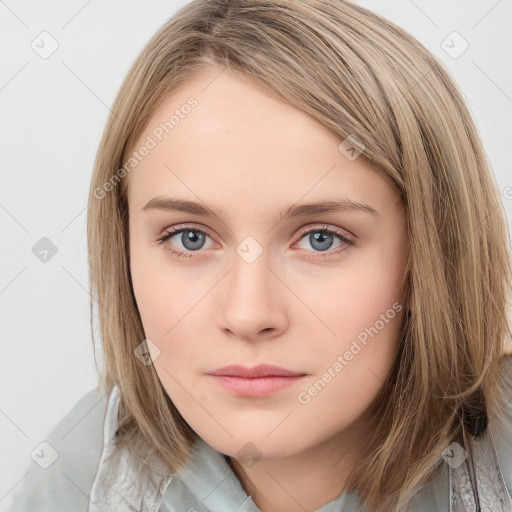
[207,364,306,378]
[206,364,308,397]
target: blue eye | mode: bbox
[156,224,354,260]
[156,225,213,258]
[294,225,354,259]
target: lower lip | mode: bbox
[208,375,307,397]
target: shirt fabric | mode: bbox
[9,357,512,512]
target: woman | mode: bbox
[11,0,512,510]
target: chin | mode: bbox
[199,429,305,462]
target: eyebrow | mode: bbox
[141,196,379,219]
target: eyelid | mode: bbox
[156,222,356,259]
[158,222,354,243]
[156,223,219,248]
[294,223,355,243]
[158,223,216,240]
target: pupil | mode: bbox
[311,231,332,251]
[182,230,205,250]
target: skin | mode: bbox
[127,65,409,512]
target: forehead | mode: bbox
[126,67,400,217]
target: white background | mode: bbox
[1,0,511,509]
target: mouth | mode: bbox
[206,364,308,397]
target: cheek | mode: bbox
[130,241,180,350]
[130,259,168,337]
[306,251,405,379]
[130,233,188,330]
[132,273,199,345]
[308,256,404,337]
[129,244,211,374]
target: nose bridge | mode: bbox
[219,239,286,337]
[229,242,274,306]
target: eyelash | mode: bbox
[155,224,354,260]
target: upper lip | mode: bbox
[207,364,307,378]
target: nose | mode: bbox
[218,248,288,342]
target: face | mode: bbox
[127,65,408,462]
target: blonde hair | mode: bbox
[86,0,512,510]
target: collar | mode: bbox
[88,384,512,512]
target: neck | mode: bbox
[226,424,363,512]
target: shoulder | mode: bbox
[9,386,110,512]
[490,354,512,496]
